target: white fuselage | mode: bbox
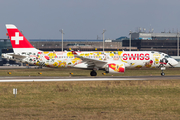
[3,50,176,69]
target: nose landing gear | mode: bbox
[160,66,166,76]
[159,58,168,76]
[161,71,165,76]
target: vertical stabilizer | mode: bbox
[6,24,41,53]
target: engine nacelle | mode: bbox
[105,62,125,74]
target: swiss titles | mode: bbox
[122,53,150,60]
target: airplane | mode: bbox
[2,24,178,76]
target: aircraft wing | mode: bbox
[71,51,107,68]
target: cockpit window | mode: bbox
[165,55,172,58]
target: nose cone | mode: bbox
[170,58,178,66]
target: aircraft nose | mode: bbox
[171,58,178,66]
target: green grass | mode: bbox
[0,80,180,119]
[0,67,180,77]
[0,68,180,119]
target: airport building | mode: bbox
[131,32,179,40]
[122,32,180,56]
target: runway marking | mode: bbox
[0,78,144,82]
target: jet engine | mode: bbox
[105,62,125,73]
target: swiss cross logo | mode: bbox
[11,32,23,45]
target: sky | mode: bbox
[0,0,180,40]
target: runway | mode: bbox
[0,75,179,82]
[0,78,141,82]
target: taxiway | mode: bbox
[0,75,179,82]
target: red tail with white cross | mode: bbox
[6,24,40,53]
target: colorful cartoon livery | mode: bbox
[2,24,178,76]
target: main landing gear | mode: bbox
[90,70,97,76]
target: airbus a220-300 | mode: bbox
[2,24,178,76]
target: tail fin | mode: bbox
[5,24,41,53]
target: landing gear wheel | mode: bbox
[90,70,97,76]
[161,72,165,76]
